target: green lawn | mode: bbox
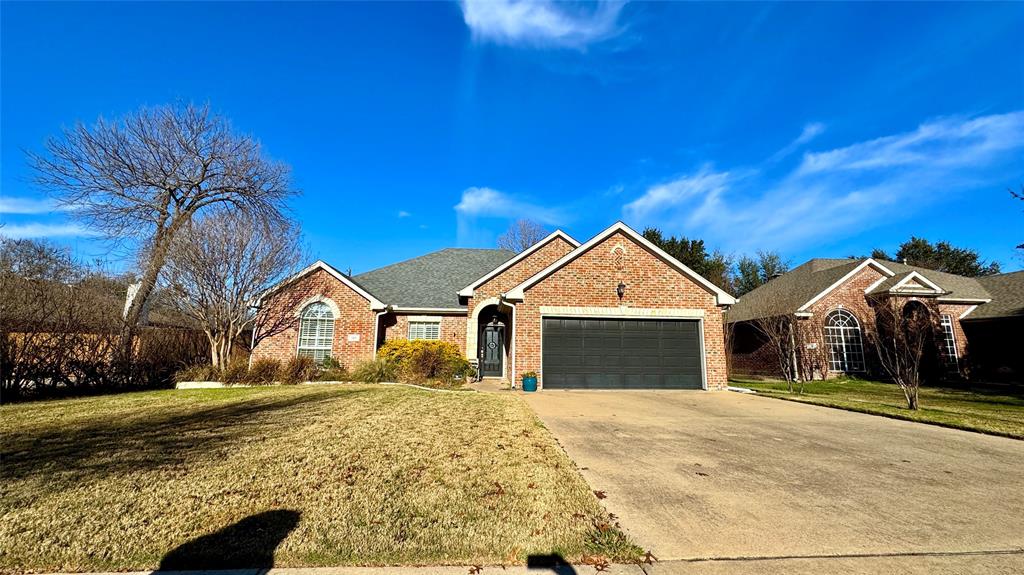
[732,377,1024,439]
[0,385,640,572]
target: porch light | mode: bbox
[616,281,626,299]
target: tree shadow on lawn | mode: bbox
[157,509,300,571]
[1,388,366,483]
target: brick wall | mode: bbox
[381,313,468,355]
[465,236,576,363]
[251,268,377,369]
[511,230,729,390]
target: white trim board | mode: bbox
[958,305,979,320]
[504,222,736,306]
[457,230,580,297]
[889,271,944,294]
[539,306,705,318]
[258,260,387,310]
[390,307,466,314]
[799,258,894,312]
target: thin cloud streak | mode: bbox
[768,122,826,163]
[622,111,1024,253]
[0,196,66,215]
[1,222,98,239]
[460,0,626,49]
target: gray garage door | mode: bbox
[542,317,703,389]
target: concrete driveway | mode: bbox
[523,390,1024,573]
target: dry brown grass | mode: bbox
[0,385,640,572]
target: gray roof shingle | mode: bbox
[725,258,862,323]
[353,248,515,309]
[968,271,1024,320]
[726,258,995,323]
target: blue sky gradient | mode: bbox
[2,1,1022,273]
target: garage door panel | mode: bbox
[542,317,703,389]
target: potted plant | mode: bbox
[521,371,538,392]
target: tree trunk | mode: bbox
[906,387,919,410]
[120,216,188,365]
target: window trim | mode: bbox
[297,301,336,363]
[408,318,442,341]
[824,308,866,373]
[940,313,959,367]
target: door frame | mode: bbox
[538,307,709,391]
[479,320,505,378]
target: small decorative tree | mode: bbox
[868,298,938,410]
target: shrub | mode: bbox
[351,357,397,383]
[248,358,281,384]
[279,355,317,385]
[175,363,221,383]
[378,339,469,383]
[221,358,251,385]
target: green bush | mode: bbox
[248,358,281,384]
[351,357,397,383]
[376,339,472,386]
[174,363,221,383]
[279,355,317,385]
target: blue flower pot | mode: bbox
[522,376,538,392]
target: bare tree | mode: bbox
[163,210,303,370]
[751,315,799,391]
[497,219,548,253]
[868,298,937,410]
[29,103,295,359]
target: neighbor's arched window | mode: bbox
[297,301,335,363]
[824,309,865,373]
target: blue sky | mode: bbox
[2,1,1023,274]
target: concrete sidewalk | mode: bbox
[34,549,1024,575]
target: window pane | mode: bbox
[409,321,440,340]
[297,302,335,364]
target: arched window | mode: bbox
[297,301,335,363]
[824,309,865,372]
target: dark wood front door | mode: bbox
[480,323,504,377]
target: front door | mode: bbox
[480,322,504,377]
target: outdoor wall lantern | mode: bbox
[616,281,627,299]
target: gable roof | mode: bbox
[866,270,944,296]
[727,258,870,323]
[727,257,994,323]
[259,260,388,310]
[966,271,1024,320]
[355,248,514,310]
[504,222,736,306]
[873,260,992,302]
[458,230,580,297]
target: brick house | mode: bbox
[251,222,736,390]
[727,258,1023,381]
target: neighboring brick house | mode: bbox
[252,222,736,390]
[727,258,1021,381]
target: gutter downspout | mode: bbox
[372,305,393,358]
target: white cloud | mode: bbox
[454,186,565,244]
[623,165,730,225]
[622,111,1024,253]
[768,122,826,163]
[0,222,98,239]
[0,196,64,215]
[460,0,626,49]
[397,210,411,218]
[798,112,1024,175]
